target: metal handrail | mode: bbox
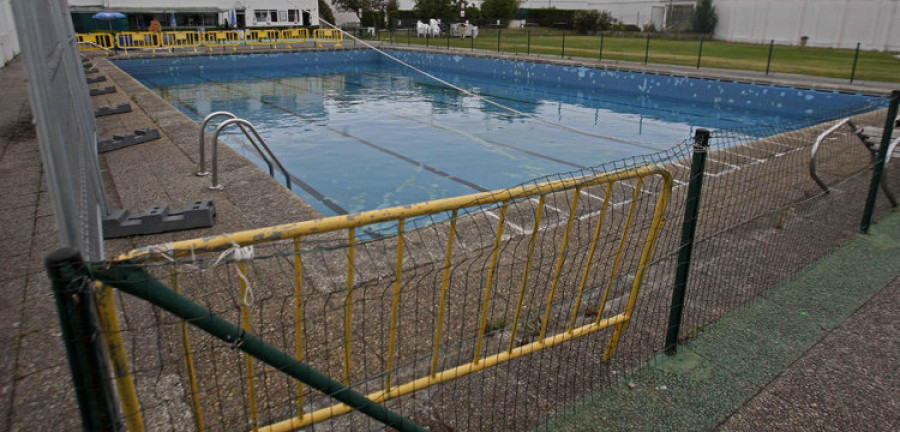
[198,111,240,176]
[77,41,111,53]
[210,118,291,190]
[809,118,852,192]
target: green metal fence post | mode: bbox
[45,248,120,432]
[696,38,704,69]
[407,28,410,47]
[527,30,531,55]
[426,32,429,47]
[88,261,429,432]
[860,90,900,233]
[765,39,774,75]
[561,32,566,58]
[598,32,604,61]
[644,34,650,64]
[850,42,861,83]
[471,33,474,51]
[497,29,501,52]
[665,129,711,354]
[447,30,450,49]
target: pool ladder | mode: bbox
[198,111,291,190]
[810,116,898,206]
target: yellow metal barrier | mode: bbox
[280,28,310,48]
[115,32,160,53]
[114,165,672,431]
[202,30,242,51]
[77,33,114,51]
[160,31,202,52]
[245,29,280,48]
[312,28,343,47]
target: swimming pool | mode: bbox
[115,50,884,217]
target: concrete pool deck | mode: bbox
[0,46,898,431]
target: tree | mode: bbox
[414,0,456,22]
[691,0,717,34]
[481,0,520,26]
[333,0,370,20]
[573,10,600,34]
[319,0,337,25]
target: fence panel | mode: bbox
[76,33,114,51]
[12,0,106,260]
[202,30,242,51]
[313,28,344,47]
[280,28,310,47]
[246,29,280,48]
[115,31,160,53]
[160,31,202,51]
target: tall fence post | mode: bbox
[447,30,450,49]
[765,39,774,75]
[598,32,604,61]
[696,38,704,69]
[850,42,861,83]
[497,29,501,52]
[561,32,566,58]
[407,28,410,47]
[471,33,474,51]
[644,34,650,64]
[665,129,711,354]
[527,30,531,55]
[860,90,900,233]
[45,248,120,432]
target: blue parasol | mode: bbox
[92,11,126,30]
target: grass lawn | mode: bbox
[373,27,899,83]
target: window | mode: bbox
[269,10,278,22]
[278,10,288,22]
[254,10,267,23]
[288,9,300,23]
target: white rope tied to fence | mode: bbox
[211,235,255,306]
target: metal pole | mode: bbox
[87,259,430,432]
[407,28,410,47]
[665,129,710,354]
[426,32,429,47]
[850,42,860,83]
[860,90,900,233]
[599,32,604,61]
[765,39,774,75]
[561,32,566,58]
[497,29,501,52]
[696,38,703,69]
[447,31,450,49]
[45,249,119,432]
[471,33,474,51]
[644,34,650,64]
[527,30,531,55]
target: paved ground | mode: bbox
[0,47,897,432]
[542,209,900,431]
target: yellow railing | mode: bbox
[77,33,115,51]
[280,28,310,47]
[245,29,280,48]
[115,32,160,53]
[160,31,202,51]
[201,30,242,51]
[105,165,672,431]
[312,28,343,47]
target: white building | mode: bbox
[514,0,900,51]
[1,0,20,67]
[68,0,319,28]
[714,0,899,51]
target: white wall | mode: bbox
[518,0,694,29]
[1,0,20,67]
[715,0,900,51]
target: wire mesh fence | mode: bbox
[45,96,897,431]
[374,27,897,83]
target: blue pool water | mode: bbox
[115,50,884,217]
